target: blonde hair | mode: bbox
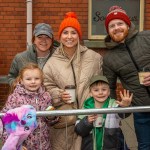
[10,63,43,94]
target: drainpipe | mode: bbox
[26,0,32,47]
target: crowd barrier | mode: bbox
[1,106,149,149]
[0,106,150,117]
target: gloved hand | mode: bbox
[45,105,60,126]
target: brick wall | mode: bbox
[0,0,89,75]
[0,0,150,108]
[0,1,27,75]
[0,84,9,110]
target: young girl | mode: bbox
[2,63,52,150]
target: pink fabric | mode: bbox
[2,84,52,150]
[2,105,37,150]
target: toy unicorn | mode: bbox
[1,105,37,150]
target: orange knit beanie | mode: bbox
[58,12,82,39]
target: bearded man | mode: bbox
[103,6,150,150]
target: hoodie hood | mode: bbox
[104,22,138,49]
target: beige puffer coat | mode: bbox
[43,45,103,150]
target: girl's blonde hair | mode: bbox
[10,63,43,94]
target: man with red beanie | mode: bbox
[103,5,150,150]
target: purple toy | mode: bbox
[1,105,37,150]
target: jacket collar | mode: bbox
[53,44,88,58]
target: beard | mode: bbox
[109,27,129,43]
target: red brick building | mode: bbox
[0,0,150,109]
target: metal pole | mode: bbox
[26,0,33,47]
[1,106,150,117]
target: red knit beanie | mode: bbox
[105,6,131,32]
[58,12,82,39]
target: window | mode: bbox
[88,0,144,39]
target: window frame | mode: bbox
[88,0,145,40]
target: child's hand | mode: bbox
[87,114,97,123]
[116,89,133,107]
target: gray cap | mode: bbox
[90,75,109,86]
[33,23,53,38]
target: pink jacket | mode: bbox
[2,84,52,150]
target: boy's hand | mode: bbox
[116,89,133,107]
[87,114,97,123]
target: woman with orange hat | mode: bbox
[43,12,103,150]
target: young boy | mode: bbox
[75,75,132,150]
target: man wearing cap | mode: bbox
[103,6,150,149]
[8,23,59,85]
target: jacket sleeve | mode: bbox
[43,62,63,106]
[118,105,131,118]
[41,91,52,110]
[0,94,17,144]
[75,117,93,137]
[1,94,17,113]
[7,56,20,85]
[103,59,118,99]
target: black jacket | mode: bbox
[103,23,150,106]
[75,116,124,150]
[75,117,93,150]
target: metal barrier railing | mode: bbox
[1,106,146,149]
[1,106,150,117]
